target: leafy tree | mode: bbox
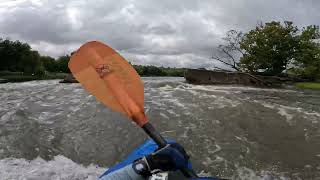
[214,21,320,80]
[56,55,70,73]
[41,56,58,72]
[0,39,32,72]
[24,51,44,74]
[292,25,320,80]
[133,65,184,76]
[239,21,298,75]
[0,38,47,75]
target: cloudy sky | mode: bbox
[0,0,319,68]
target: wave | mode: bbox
[0,155,286,180]
[0,155,105,180]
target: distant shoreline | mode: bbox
[1,72,319,90]
[0,72,184,84]
[0,72,68,83]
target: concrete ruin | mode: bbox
[184,69,267,86]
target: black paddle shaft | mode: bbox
[142,123,167,148]
[142,122,198,178]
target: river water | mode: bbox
[0,77,319,180]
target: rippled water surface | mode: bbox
[0,77,319,179]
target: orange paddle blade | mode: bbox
[68,41,148,126]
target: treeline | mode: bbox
[133,65,184,76]
[0,39,70,75]
[213,21,320,81]
[0,38,184,77]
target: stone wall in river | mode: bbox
[184,69,267,86]
[60,74,78,83]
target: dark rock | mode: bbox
[60,74,78,83]
[184,69,268,87]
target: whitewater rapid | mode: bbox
[0,78,319,179]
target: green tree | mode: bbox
[22,50,44,74]
[214,21,320,80]
[292,25,320,80]
[41,56,58,72]
[0,39,33,72]
[0,38,48,75]
[132,64,184,76]
[239,21,298,75]
[56,55,70,73]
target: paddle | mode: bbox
[68,41,198,178]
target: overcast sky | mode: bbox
[1,0,319,68]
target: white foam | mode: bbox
[166,109,176,115]
[207,96,241,109]
[46,96,56,100]
[188,84,297,93]
[277,107,294,125]
[185,85,233,94]
[208,144,222,154]
[159,112,169,119]
[256,100,320,125]
[202,157,215,166]
[0,110,16,122]
[69,106,81,112]
[232,167,262,180]
[70,99,82,104]
[38,111,63,124]
[166,99,186,108]
[0,155,105,180]
[149,100,163,107]
[158,85,173,91]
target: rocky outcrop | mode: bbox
[184,69,268,86]
[60,74,78,83]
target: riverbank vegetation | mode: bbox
[212,21,320,83]
[1,20,319,84]
[0,71,68,83]
[0,39,184,83]
[294,82,320,90]
[133,65,184,77]
[0,38,71,82]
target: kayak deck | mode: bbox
[100,138,191,177]
[100,138,220,180]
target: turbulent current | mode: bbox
[0,77,319,180]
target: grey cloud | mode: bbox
[1,7,70,44]
[0,0,319,68]
[147,24,176,35]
